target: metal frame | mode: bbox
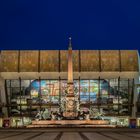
[4,77,134,118]
[38,50,40,72]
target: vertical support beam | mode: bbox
[119,50,122,72]
[118,77,120,115]
[9,80,11,116]
[79,50,81,72]
[48,80,51,111]
[79,76,80,104]
[5,80,10,117]
[108,79,110,114]
[128,79,130,115]
[59,76,61,112]
[2,79,9,117]
[132,78,137,118]
[19,77,22,117]
[19,77,24,126]
[18,50,20,73]
[29,80,32,118]
[59,50,61,72]
[38,50,40,72]
[98,77,100,111]
[39,77,41,111]
[108,79,110,98]
[88,80,90,104]
[99,50,101,72]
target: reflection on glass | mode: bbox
[30,80,40,105]
[90,106,101,119]
[100,107,109,115]
[21,80,30,88]
[10,106,21,115]
[119,105,129,115]
[90,80,98,103]
[6,80,10,87]
[100,80,109,104]
[11,80,19,87]
[10,87,20,115]
[40,80,50,103]
[50,80,59,96]
[112,105,118,114]
[80,80,89,103]
[51,96,59,103]
[74,80,79,96]
[6,78,133,119]
[61,80,67,96]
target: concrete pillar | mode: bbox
[0,77,8,117]
[132,77,139,118]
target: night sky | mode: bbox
[0,0,140,51]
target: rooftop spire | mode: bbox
[68,37,72,49]
[68,37,73,84]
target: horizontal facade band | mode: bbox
[0,72,139,79]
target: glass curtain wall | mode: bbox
[137,85,140,113]
[5,78,134,119]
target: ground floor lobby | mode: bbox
[0,116,140,128]
[0,78,137,128]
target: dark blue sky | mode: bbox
[0,0,140,50]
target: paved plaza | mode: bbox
[0,129,140,140]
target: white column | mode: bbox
[132,77,139,118]
[0,77,8,117]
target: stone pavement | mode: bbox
[0,128,140,140]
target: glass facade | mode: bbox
[0,50,139,128]
[5,78,134,120]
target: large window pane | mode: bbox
[100,79,109,104]
[61,80,67,96]
[50,80,59,103]
[11,87,20,106]
[21,80,30,88]
[74,80,79,96]
[110,79,118,104]
[6,80,10,87]
[119,79,129,104]
[11,80,20,87]
[40,80,50,103]
[30,80,40,104]
[80,80,89,103]
[90,80,98,103]
[50,80,59,96]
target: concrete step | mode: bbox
[27,124,116,128]
[32,120,109,125]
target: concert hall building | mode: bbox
[0,42,140,127]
